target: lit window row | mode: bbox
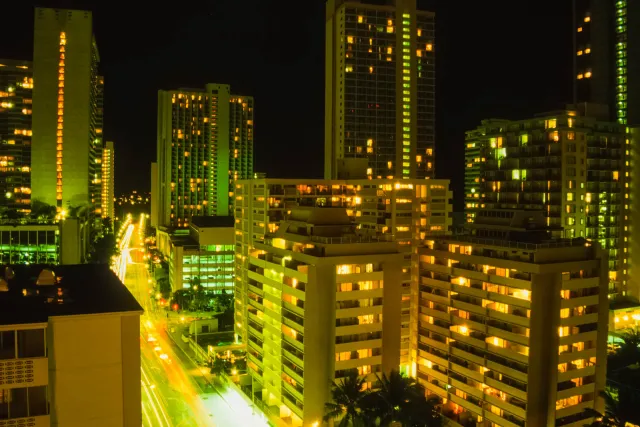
[57,32,66,205]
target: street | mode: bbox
[116,215,269,427]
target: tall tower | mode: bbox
[31,8,101,213]
[572,0,640,125]
[0,59,33,213]
[325,0,435,180]
[101,140,114,220]
[94,75,104,215]
[156,84,254,228]
[229,95,254,204]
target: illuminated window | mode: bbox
[347,36,354,44]
[426,43,433,51]
[584,16,591,23]
[577,27,583,32]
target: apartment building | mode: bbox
[233,178,453,373]
[155,84,254,228]
[325,0,435,180]
[0,264,143,427]
[418,210,609,427]
[0,59,33,213]
[464,108,631,300]
[31,8,102,213]
[242,207,403,426]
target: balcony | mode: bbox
[0,415,50,427]
[0,357,48,388]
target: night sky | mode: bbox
[2,0,573,211]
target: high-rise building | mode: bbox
[233,178,453,376]
[156,84,254,228]
[572,0,640,125]
[418,210,609,426]
[241,207,404,426]
[0,60,33,213]
[150,162,158,228]
[31,8,101,213]
[95,76,104,215]
[101,140,114,220]
[464,108,632,300]
[325,0,435,180]
[0,264,143,426]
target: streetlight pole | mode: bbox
[193,284,198,361]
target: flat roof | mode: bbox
[191,216,234,228]
[0,264,143,326]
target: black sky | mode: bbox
[1,1,573,211]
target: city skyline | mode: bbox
[0,2,638,427]
[1,1,573,207]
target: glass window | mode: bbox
[17,329,45,358]
[0,331,15,360]
[9,387,27,419]
[28,386,48,416]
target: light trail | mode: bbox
[120,215,268,426]
[141,362,172,427]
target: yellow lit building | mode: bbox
[243,207,404,426]
[233,178,453,373]
[0,264,143,427]
[155,84,254,228]
[0,59,33,213]
[100,140,114,220]
[31,8,102,213]
[418,210,609,426]
[325,0,435,180]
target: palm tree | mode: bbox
[585,390,630,427]
[373,370,428,426]
[324,370,369,427]
[609,328,640,372]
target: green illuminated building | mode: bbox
[156,216,235,293]
[0,60,33,213]
[325,0,435,180]
[464,108,631,298]
[0,223,59,264]
[0,215,91,265]
[156,84,254,228]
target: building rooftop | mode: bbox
[426,233,589,251]
[191,216,234,228]
[0,264,143,326]
[170,234,198,248]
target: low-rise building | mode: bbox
[243,207,404,426]
[0,264,143,427]
[158,216,235,292]
[0,216,91,265]
[418,210,609,426]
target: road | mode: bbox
[117,214,269,427]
